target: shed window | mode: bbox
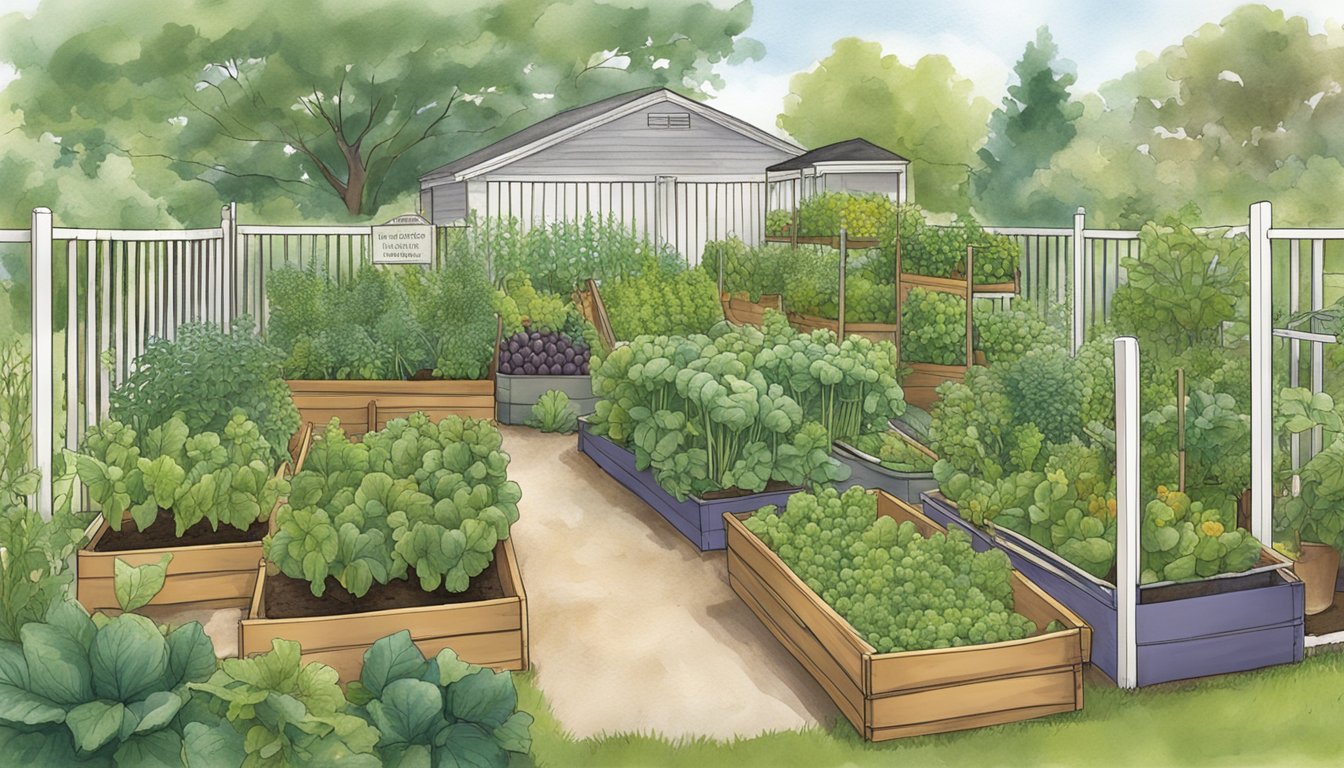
[647,112,691,129]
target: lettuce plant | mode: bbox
[266,414,521,598]
[75,414,288,534]
[526,390,579,434]
[0,599,216,767]
[346,631,532,768]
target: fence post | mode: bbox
[1114,336,1140,689]
[29,207,54,520]
[221,203,236,327]
[1248,201,1273,546]
[1072,207,1086,354]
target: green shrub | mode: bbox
[108,318,299,463]
[602,263,722,340]
[421,245,498,380]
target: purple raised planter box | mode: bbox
[578,419,802,551]
[921,491,1305,687]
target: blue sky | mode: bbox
[707,0,1344,133]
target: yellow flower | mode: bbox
[1201,521,1225,538]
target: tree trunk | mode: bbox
[343,155,367,216]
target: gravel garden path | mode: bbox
[499,425,837,740]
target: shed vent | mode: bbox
[647,112,691,129]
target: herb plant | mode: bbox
[602,261,723,340]
[0,342,38,504]
[848,431,935,473]
[900,288,966,365]
[108,319,299,464]
[744,486,1041,653]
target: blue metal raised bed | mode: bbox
[578,418,802,551]
[832,423,937,507]
[920,491,1304,686]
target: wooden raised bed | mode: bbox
[726,490,1089,740]
[287,321,500,437]
[721,292,783,327]
[921,491,1305,687]
[76,424,313,613]
[239,538,528,681]
[577,417,800,551]
[496,373,595,426]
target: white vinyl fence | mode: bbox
[10,202,1250,517]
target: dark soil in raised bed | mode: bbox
[262,558,506,619]
[699,480,798,501]
[94,513,268,552]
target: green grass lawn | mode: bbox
[514,649,1344,767]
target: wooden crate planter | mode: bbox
[832,435,937,506]
[76,425,313,613]
[577,418,800,551]
[721,292,783,327]
[239,538,528,681]
[287,378,496,437]
[725,490,1089,741]
[921,491,1305,686]
[496,373,595,425]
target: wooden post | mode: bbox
[790,178,799,249]
[1115,337,1141,689]
[1177,367,1186,492]
[837,227,847,339]
[1248,201,1273,546]
[893,215,903,362]
[964,245,974,369]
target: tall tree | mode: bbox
[1036,5,1344,226]
[972,26,1083,225]
[1,0,761,221]
[778,38,992,215]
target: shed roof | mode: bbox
[765,138,908,172]
[420,87,800,183]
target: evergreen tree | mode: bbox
[973,27,1083,224]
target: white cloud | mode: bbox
[704,67,794,138]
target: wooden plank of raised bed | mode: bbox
[299,631,525,680]
[726,516,871,686]
[867,695,1080,742]
[727,564,867,734]
[868,667,1078,730]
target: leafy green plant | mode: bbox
[420,244,498,381]
[493,275,572,335]
[485,214,681,296]
[1001,346,1083,444]
[0,342,38,504]
[900,287,966,365]
[526,390,579,434]
[108,319,299,464]
[1278,436,1344,554]
[603,261,723,340]
[973,299,1067,365]
[75,414,288,534]
[847,431,935,473]
[345,631,532,768]
[744,486,1041,653]
[1141,487,1260,583]
[0,599,216,766]
[1109,218,1249,354]
[268,414,521,598]
[0,498,86,642]
[267,265,431,381]
[112,554,172,614]
[185,637,379,768]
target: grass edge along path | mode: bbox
[513,649,1344,768]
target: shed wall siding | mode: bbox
[491,103,793,177]
[822,171,905,197]
[429,182,468,223]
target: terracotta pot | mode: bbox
[1295,542,1341,615]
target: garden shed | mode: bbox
[418,87,803,264]
[765,138,910,211]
